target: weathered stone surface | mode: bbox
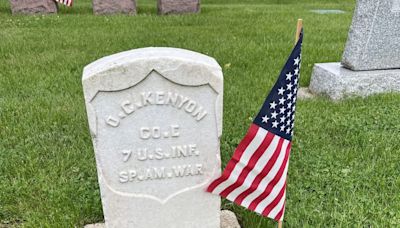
[85,210,241,228]
[158,0,200,15]
[82,47,222,228]
[342,0,400,70]
[10,0,57,14]
[84,224,104,228]
[93,0,136,15]
[310,63,400,100]
[297,87,315,100]
[220,210,241,228]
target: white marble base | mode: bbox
[310,62,400,100]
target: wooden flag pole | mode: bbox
[275,19,303,228]
[295,19,303,44]
[277,21,303,228]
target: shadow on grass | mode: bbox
[138,5,158,15]
[0,4,11,15]
[58,3,93,15]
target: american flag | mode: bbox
[207,31,303,221]
[55,0,73,7]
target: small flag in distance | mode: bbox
[55,0,73,7]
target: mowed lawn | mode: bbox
[1,0,400,227]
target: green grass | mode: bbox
[1,0,400,227]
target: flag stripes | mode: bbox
[55,0,73,7]
[206,124,259,192]
[245,142,290,210]
[234,137,286,205]
[207,30,303,222]
[218,132,275,198]
[207,124,291,221]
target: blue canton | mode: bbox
[254,31,303,141]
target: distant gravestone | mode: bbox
[310,0,400,99]
[82,48,222,228]
[92,0,136,15]
[158,0,200,15]
[342,0,400,70]
[10,0,57,14]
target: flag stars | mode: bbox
[279,97,286,105]
[271,111,278,119]
[262,115,269,123]
[278,87,285,95]
[286,72,293,80]
[253,41,302,139]
[294,68,299,76]
[270,101,277,109]
[294,57,300,65]
[287,83,293,90]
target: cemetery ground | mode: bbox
[0,0,399,227]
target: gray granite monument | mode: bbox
[92,0,136,15]
[82,48,223,228]
[158,0,200,15]
[310,0,400,100]
[10,0,58,14]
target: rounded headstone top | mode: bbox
[82,47,223,103]
[83,47,221,80]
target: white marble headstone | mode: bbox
[83,48,223,228]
